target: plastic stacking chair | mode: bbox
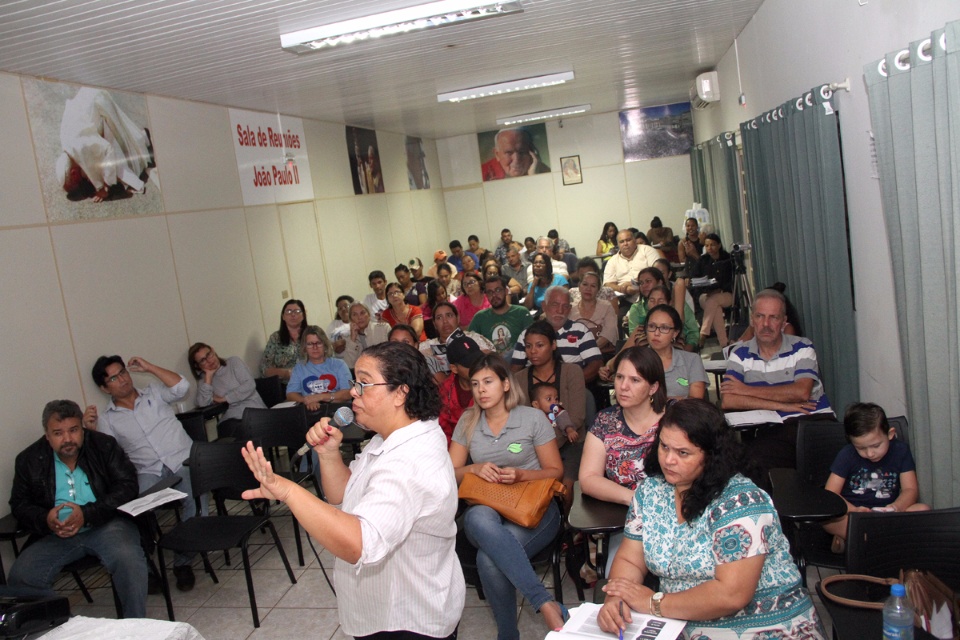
[254,376,285,408]
[155,441,297,628]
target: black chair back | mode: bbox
[236,405,308,452]
[187,441,259,497]
[254,376,285,408]
[177,411,208,442]
[846,508,960,590]
[887,415,910,448]
[795,419,848,487]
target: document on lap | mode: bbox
[724,407,834,427]
[546,603,684,640]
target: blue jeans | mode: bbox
[138,464,208,566]
[8,518,147,618]
[464,501,561,640]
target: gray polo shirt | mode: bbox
[663,348,708,398]
[452,405,554,470]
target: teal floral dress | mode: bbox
[625,475,825,639]
[258,331,301,380]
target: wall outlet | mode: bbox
[282,289,289,298]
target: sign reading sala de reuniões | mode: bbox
[229,108,314,206]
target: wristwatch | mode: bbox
[651,591,665,617]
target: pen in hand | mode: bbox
[619,601,624,640]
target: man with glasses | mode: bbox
[85,354,200,591]
[468,275,534,355]
[9,399,148,617]
[510,286,603,383]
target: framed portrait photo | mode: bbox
[560,155,582,185]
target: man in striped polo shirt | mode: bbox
[721,288,834,485]
[510,286,602,383]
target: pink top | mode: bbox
[453,294,490,329]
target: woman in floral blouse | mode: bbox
[598,400,825,640]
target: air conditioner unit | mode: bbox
[689,71,720,110]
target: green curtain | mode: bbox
[864,20,960,507]
[690,133,744,247]
[739,86,858,420]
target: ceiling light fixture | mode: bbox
[281,0,523,53]
[497,104,592,126]
[437,71,574,103]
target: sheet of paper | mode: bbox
[545,603,685,640]
[724,410,784,427]
[118,488,188,517]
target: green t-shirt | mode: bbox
[468,305,534,355]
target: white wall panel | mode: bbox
[0,73,45,226]
[483,174,558,246]
[443,187,488,251]
[303,119,356,200]
[243,204,289,342]
[315,198,368,306]
[624,155,695,233]
[437,134,482,188]
[554,164,630,258]
[148,96,243,213]
[544,112,624,169]
[280,202,331,329]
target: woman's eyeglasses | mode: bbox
[352,380,392,396]
[284,308,304,316]
[645,324,676,334]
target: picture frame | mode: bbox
[560,155,582,185]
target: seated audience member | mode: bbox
[85,355,199,590]
[362,270,389,321]
[610,285,698,359]
[569,258,619,310]
[524,237,569,282]
[340,302,391,369]
[568,271,618,356]
[453,271,491,329]
[654,258,692,321]
[646,216,677,261]
[596,221,619,259]
[286,326,353,412]
[382,282,427,341]
[327,295,353,356]
[9,400,148,617]
[645,305,706,399]
[513,286,602,384]
[469,275,534,355]
[437,333,483,445]
[721,289,833,486]
[407,256,434,286]
[427,249,457,279]
[493,228,513,265]
[436,262,461,299]
[597,400,826,640]
[520,236,537,264]
[188,342,266,438]
[449,355,567,636]
[455,254,479,282]
[547,228,570,253]
[677,216,707,265]
[581,347,666,572]
[395,263,427,307]
[420,301,494,383]
[822,402,929,553]
[447,240,478,273]
[423,279,449,339]
[737,282,803,342]
[523,252,568,311]
[626,267,669,333]
[502,244,529,292]
[482,259,522,298]
[467,235,488,261]
[513,321,586,498]
[692,233,735,348]
[260,298,307,382]
[603,230,663,303]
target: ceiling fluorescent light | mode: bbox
[497,104,592,126]
[281,0,523,52]
[438,71,574,103]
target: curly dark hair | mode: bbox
[362,342,440,421]
[643,399,748,522]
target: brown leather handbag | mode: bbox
[458,473,565,528]
[820,570,958,639]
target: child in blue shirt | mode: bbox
[823,402,929,553]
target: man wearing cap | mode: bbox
[407,257,434,287]
[438,333,484,445]
[428,250,457,279]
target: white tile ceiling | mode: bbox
[0,0,763,139]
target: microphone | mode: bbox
[296,406,354,457]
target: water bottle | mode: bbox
[882,583,914,640]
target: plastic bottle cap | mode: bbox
[891,583,906,597]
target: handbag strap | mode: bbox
[820,573,898,610]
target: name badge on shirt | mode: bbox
[507,443,523,454]
[677,377,689,387]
